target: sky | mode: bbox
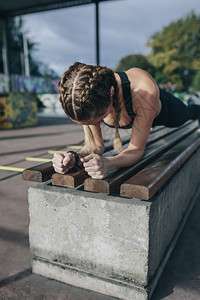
[23,0,200,77]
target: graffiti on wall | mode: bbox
[0,73,59,94]
[10,75,59,94]
[0,74,9,93]
[0,93,38,129]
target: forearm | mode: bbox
[82,124,104,157]
[106,148,144,171]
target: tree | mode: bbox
[191,70,200,91]
[0,17,58,78]
[115,54,155,76]
[147,11,200,91]
[0,18,23,74]
[38,63,59,79]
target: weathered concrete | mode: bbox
[29,185,151,284]
[28,147,200,300]
[32,257,147,300]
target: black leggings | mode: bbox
[153,89,200,127]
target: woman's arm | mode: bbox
[108,84,159,169]
[78,124,105,157]
[106,112,152,170]
[81,113,153,178]
[82,85,159,179]
[52,123,104,174]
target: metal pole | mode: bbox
[23,32,30,76]
[95,0,100,65]
[2,19,9,76]
[20,52,25,75]
[21,16,30,76]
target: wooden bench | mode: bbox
[22,134,130,183]
[24,120,200,300]
[84,120,199,194]
[23,120,200,198]
[120,130,200,200]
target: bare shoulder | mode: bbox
[126,67,158,96]
[126,68,160,116]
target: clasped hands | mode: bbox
[52,152,110,179]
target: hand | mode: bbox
[81,153,110,179]
[52,153,75,174]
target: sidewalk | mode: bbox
[0,117,200,300]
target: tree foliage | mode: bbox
[147,11,200,91]
[0,17,58,78]
[115,54,155,76]
[191,70,200,91]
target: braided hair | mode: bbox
[59,62,122,153]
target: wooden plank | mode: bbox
[84,120,198,194]
[51,166,90,188]
[22,135,130,183]
[22,162,54,182]
[51,135,131,187]
[120,130,200,199]
[51,127,164,187]
[52,121,194,188]
[22,121,192,184]
[147,122,192,146]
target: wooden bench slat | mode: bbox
[120,130,200,200]
[147,123,191,146]
[51,166,90,188]
[51,125,181,188]
[84,120,198,194]
[22,162,54,182]
[22,121,194,185]
[51,140,126,188]
[22,134,130,183]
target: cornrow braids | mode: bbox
[58,62,122,152]
[58,62,86,120]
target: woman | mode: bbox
[52,62,200,179]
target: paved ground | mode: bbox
[0,116,200,300]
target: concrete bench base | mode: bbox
[32,256,147,300]
[28,147,200,300]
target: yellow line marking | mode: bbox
[25,157,52,162]
[67,145,82,149]
[0,166,24,172]
[48,150,67,154]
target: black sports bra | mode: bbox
[102,71,135,129]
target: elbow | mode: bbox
[138,147,145,157]
[135,148,144,162]
[130,147,145,163]
[120,147,145,163]
[127,144,145,156]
